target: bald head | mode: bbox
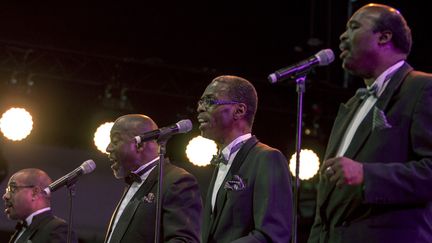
[107,114,160,178]
[14,168,52,189]
[358,3,412,55]
[12,168,52,204]
[3,168,53,221]
[113,114,158,137]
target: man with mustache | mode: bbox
[197,75,293,242]
[3,168,77,243]
[308,3,432,243]
[104,114,202,243]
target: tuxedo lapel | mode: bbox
[208,136,258,236]
[323,61,410,160]
[229,136,258,175]
[132,167,158,201]
[104,186,130,243]
[8,229,19,243]
[16,211,53,243]
[343,108,373,158]
[318,63,413,211]
[202,166,218,242]
[107,165,159,243]
[342,63,412,159]
[208,171,230,235]
[317,95,366,219]
[319,92,372,211]
[325,96,363,159]
[109,198,143,243]
[375,63,412,111]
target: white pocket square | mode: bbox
[373,107,392,130]
[224,175,246,191]
[142,192,155,203]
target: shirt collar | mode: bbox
[368,60,404,97]
[133,157,159,179]
[25,207,51,226]
[221,133,252,160]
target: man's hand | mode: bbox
[321,157,364,187]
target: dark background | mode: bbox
[0,1,430,242]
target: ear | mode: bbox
[136,141,143,151]
[32,187,41,199]
[378,30,392,45]
[136,141,145,152]
[233,103,247,120]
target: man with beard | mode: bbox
[197,75,293,242]
[308,3,432,243]
[3,168,77,243]
[104,114,202,243]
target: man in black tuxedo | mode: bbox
[197,75,293,242]
[3,168,77,243]
[104,114,202,243]
[308,3,432,243]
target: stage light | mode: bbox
[186,136,217,167]
[0,107,33,141]
[289,149,320,180]
[94,122,114,154]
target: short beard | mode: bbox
[113,166,126,179]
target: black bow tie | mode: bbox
[124,160,158,185]
[15,221,27,231]
[210,141,245,167]
[356,84,378,100]
[124,173,142,185]
[210,152,228,166]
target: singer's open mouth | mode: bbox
[198,121,209,130]
[198,118,207,124]
[110,160,119,170]
[108,155,116,163]
[197,116,209,129]
[340,50,349,59]
[339,42,350,58]
[4,203,12,214]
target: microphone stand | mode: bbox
[66,183,77,243]
[291,73,306,243]
[154,137,169,243]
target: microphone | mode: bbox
[268,49,335,83]
[134,119,193,144]
[44,160,96,195]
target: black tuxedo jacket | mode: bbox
[309,63,432,243]
[10,210,77,243]
[105,161,202,243]
[202,136,293,243]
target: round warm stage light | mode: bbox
[289,149,320,180]
[0,107,33,141]
[186,136,218,166]
[94,122,114,154]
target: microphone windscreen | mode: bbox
[176,119,193,133]
[80,160,96,174]
[316,49,335,66]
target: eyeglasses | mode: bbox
[197,97,241,109]
[5,185,35,194]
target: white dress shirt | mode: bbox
[107,157,158,242]
[336,61,404,157]
[15,207,51,243]
[211,133,252,211]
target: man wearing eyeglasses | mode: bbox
[2,168,77,243]
[197,75,293,242]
